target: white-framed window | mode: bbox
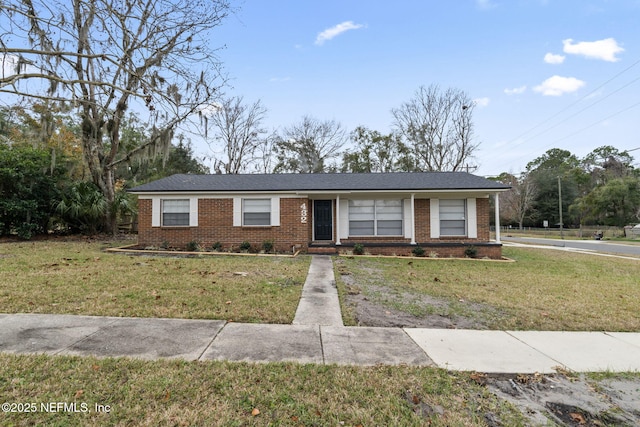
[439,199,466,236]
[348,199,403,236]
[162,199,190,226]
[242,198,271,226]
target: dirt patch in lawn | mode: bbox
[338,266,507,329]
[485,372,640,426]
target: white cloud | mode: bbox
[315,21,365,46]
[504,85,527,95]
[544,53,565,64]
[1,54,38,77]
[197,102,222,116]
[473,97,490,107]
[562,38,624,62]
[533,75,585,96]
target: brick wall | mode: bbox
[136,195,501,258]
[137,197,310,253]
[338,243,503,259]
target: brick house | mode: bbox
[128,172,510,258]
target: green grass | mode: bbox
[0,240,310,323]
[336,247,640,331]
[0,354,527,426]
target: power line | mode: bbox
[544,100,640,147]
[503,56,640,148]
[517,75,640,143]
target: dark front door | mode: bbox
[314,200,333,241]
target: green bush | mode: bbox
[55,181,106,234]
[239,241,252,252]
[353,243,365,255]
[186,241,201,252]
[211,241,223,252]
[464,246,478,258]
[411,246,425,257]
[262,240,274,253]
[0,143,65,238]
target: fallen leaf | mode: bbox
[74,390,84,398]
[470,372,487,385]
[225,300,232,305]
[163,391,171,401]
[91,364,100,371]
[155,295,161,300]
[569,412,586,424]
[251,408,260,416]
[290,416,299,422]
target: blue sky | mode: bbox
[204,0,640,176]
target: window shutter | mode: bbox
[430,199,440,238]
[152,198,161,227]
[339,199,349,240]
[189,198,198,227]
[403,199,412,239]
[467,198,477,238]
[271,197,280,226]
[233,197,241,226]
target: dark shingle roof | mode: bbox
[128,172,510,193]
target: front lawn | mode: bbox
[336,247,640,331]
[0,240,310,324]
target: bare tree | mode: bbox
[0,0,230,232]
[252,130,278,174]
[498,172,537,229]
[341,126,411,173]
[392,84,479,171]
[205,96,267,174]
[273,116,346,173]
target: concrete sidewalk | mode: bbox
[2,255,640,373]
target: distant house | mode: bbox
[128,172,510,258]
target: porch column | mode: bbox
[494,193,501,243]
[335,195,341,245]
[410,193,416,245]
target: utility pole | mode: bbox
[558,176,564,239]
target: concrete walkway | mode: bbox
[2,255,640,373]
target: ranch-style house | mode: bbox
[128,172,510,258]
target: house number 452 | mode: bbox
[300,203,308,224]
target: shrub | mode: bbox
[240,241,252,252]
[0,144,65,238]
[353,243,364,255]
[55,181,106,234]
[211,241,223,252]
[186,240,201,252]
[411,246,425,257]
[161,240,170,250]
[464,245,478,258]
[262,240,274,253]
